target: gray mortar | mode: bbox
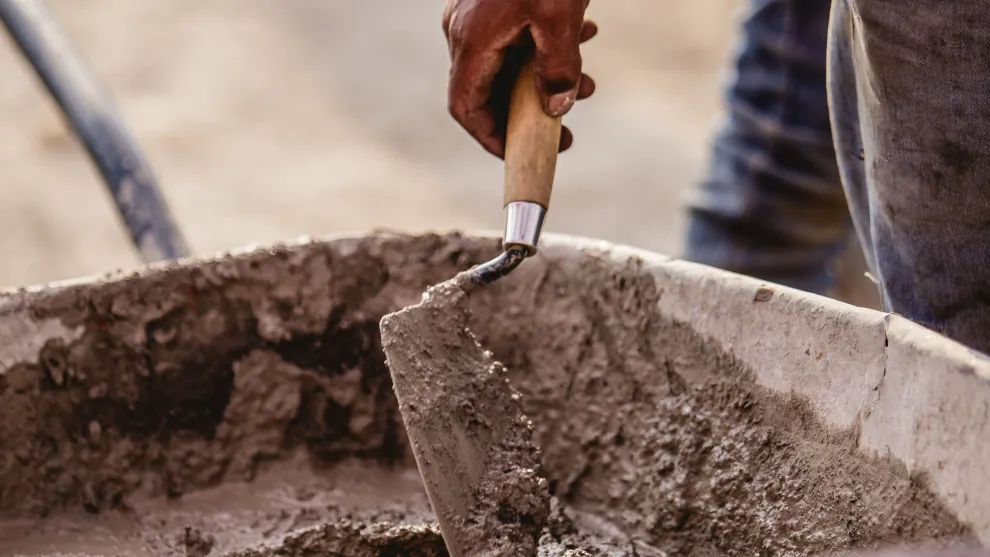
[0,233,980,556]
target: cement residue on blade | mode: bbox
[380,271,553,557]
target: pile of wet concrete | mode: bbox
[0,234,976,556]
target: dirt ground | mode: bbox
[0,0,739,287]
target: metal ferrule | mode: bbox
[503,201,546,255]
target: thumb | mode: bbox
[529,12,584,117]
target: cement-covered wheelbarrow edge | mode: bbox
[2,230,988,544]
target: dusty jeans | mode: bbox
[685,0,990,353]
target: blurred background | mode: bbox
[0,0,877,306]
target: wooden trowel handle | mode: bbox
[503,60,562,209]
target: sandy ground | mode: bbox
[0,0,735,284]
[0,0,878,306]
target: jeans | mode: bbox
[684,0,990,353]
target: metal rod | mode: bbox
[468,246,528,285]
[0,0,190,262]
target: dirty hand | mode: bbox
[443,0,598,158]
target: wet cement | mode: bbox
[0,234,979,556]
[0,454,439,556]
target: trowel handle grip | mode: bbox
[503,60,563,209]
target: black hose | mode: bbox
[0,0,189,262]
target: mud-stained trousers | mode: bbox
[684,0,990,354]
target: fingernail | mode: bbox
[547,92,576,117]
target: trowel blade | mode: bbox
[380,277,550,557]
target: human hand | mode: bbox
[443,0,598,158]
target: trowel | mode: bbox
[380,58,563,557]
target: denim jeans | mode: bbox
[684,0,990,353]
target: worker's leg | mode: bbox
[828,0,990,353]
[684,0,853,295]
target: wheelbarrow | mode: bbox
[0,231,988,556]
